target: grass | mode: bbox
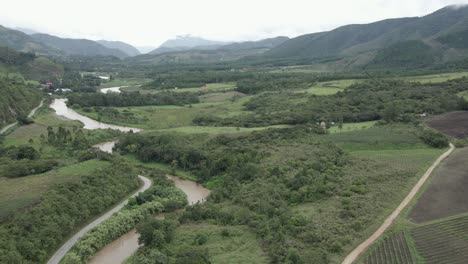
[122,82,237,94]
[325,125,428,152]
[0,159,109,220]
[328,121,377,134]
[158,124,291,134]
[297,79,358,95]
[400,71,468,83]
[122,155,197,181]
[98,78,152,88]
[457,90,468,100]
[73,95,253,130]
[167,223,268,264]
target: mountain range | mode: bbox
[261,4,468,69]
[1,4,468,70]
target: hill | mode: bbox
[262,5,468,69]
[31,33,128,58]
[134,36,291,65]
[0,26,57,55]
[148,35,229,55]
[220,36,289,51]
[97,40,140,56]
[0,78,42,125]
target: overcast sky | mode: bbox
[0,0,467,48]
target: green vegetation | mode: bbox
[299,79,357,95]
[0,78,41,124]
[62,172,187,264]
[127,223,268,264]
[0,161,139,264]
[114,123,445,263]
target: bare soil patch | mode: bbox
[409,147,468,223]
[427,111,468,138]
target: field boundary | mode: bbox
[341,143,455,264]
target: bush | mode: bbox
[419,129,449,148]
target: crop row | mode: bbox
[365,232,415,264]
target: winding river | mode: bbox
[49,95,210,264]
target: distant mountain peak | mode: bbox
[159,35,229,48]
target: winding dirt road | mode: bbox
[47,175,152,264]
[341,143,455,264]
[0,99,44,134]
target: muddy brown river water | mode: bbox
[49,97,210,264]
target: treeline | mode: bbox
[195,78,468,127]
[0,161,139,264]
[67,91,199,107]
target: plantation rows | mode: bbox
[365,232,415,264]
[411,215,468,264]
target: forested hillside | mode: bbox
[0,78,41,125]
[262,5,468,69]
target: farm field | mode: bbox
[363,232,417,264]
[409,147,468,223]
[427,111,468,138]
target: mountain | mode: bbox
[263,5,468,68]
[220,36,289,51]
[14,27,39,35]
[160,35,228,48]
[0,26,57,55]
[136,46,157,54]
[142,36,290,62]
[148,35,229,55]
[97,40,140,56]
[31,33,128,58]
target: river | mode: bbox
[49,96,210,264]
[50,98,141,132]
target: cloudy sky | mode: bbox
[0,0,467,48]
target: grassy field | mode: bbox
[158,124,291,134]
[299,79,358,95]
[166,223,269,264]
[98,78,152,88]
[121,82,236,94]
[328,121,377,134]
[400,71,468,83]
[0,159,109,220]
[73,95,253,130]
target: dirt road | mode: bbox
[341,143,455,264]
[0,99,44,134]
[47,175,152,264]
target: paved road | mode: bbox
[47,175,152,264]
[341,143,455,264]
[0,99,44,135]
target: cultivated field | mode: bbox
[411,215,468,264]
[409,147,468,223]
[427,111,468,138]
[364,232,416,264]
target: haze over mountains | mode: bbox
[0,4,468,70]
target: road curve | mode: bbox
[0,99,44,135]
[342,143,455,264]
[47,175,152,264]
